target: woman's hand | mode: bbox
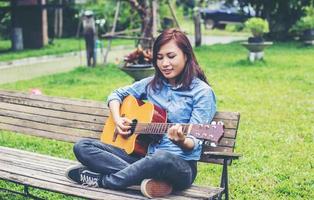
[168,124,195,151]
[108,100,132,136]
[114,117,132,135]
[168,124,186,145]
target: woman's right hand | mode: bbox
[114,117,132,135]
[109,100,132,136]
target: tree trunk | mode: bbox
[54,0,63,38]
[128,0,154,49]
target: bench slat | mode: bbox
[218,137,235,147]
[0,146,76,165]
[0,109,104,132]
[0,116,100,139]
[219,128,237,139]
[212,111,240,120]
[0,102,107,124]
[0,94,107,116]
[0,90,106,108]
[0,123,83,143]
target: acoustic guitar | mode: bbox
[101,95,224,156]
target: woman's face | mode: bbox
[156,40,187,85]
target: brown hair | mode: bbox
[149,28,209,91]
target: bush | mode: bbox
[290,6,314,35]
[0,13,11,40]
[245,17,269,37]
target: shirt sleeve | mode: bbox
[189,87,216,124]
[106,76,153,105]
[188,86,217,150]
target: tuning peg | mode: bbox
[217,121,224,125]
[211,121,217,125]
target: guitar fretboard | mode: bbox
[133,123,190,135]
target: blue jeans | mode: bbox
[73,138,197,190]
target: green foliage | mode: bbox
[245,17,269,37]
[236,0,313,40]
[0,12,11,39]
[1,42,314,199]
[290,6,314,34]
[79,0,141,33]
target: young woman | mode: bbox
[66,28,216,198]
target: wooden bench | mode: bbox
[0,90,241,200]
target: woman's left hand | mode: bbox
[167,124,186,145]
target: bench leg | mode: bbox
[24,185,45,200]
[0,184,44,200]
[218,159,229,200]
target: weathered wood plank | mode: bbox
[0,102,107,124]
[211,119,239,129]
[218,137,235,148]
[0,116,100,138]
[0,152,75,171]
[202,145,233,153]
[220,128,237,138]
[0,90,106,109]
[213,111,240,120]
[0,146,76,165]
[174,185,223,199]
[202,151,241,159]
[0,95,107,116]
[0,123,86,143]
[0,109,104,132]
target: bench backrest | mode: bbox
[0,90,240,165]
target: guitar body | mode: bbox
[101,95,167,156]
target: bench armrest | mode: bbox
[202,151,241,160]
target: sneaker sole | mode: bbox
[141,179,173,198]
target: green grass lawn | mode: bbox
[0,42,313,199]
[0,38,134,62]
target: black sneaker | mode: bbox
[65,164,101,187]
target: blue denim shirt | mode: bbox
[106,76,216,161]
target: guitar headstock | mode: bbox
[189,121,224,143]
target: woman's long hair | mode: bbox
[149,28,209,91]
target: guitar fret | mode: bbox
[162,124,167,133]
[157,123,161,134]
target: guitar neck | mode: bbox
[134,123,190,135]
[133,122,224,142]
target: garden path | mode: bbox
[0,35,246,84]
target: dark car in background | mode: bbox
[199,1,255,29]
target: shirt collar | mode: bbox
[161,79,183,90]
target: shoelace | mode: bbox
[80,173,99,187]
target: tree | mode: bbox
[127,0,154,49]
[228,0,313,40]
